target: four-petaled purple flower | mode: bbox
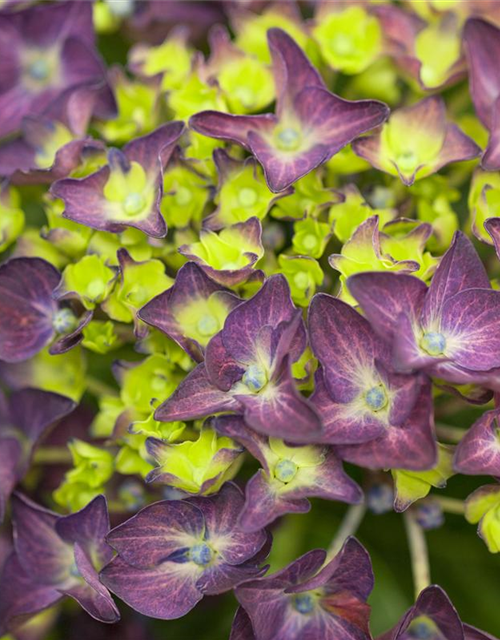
[100,482,270,620]
[154,274,322,444]
[234,537,373,640]
[309,293,436,471]
[0,494,119,634]
[347,232,500,398]
[190,28,389,192]
[0,257,92,363]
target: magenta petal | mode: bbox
[421,231,490,328]
[347,273,428,343]
[100,555,203,620]
[453,408,500,476]
[106,500,204,569]
[60,543,120,623]
[0,257,60,362]
[154,363,241,422]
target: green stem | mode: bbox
[33,447,72,465]
[404,510,431,599]
[86,376,119,398]
[436,496,466,515]
[435,422,467,443]
[327,503,366,558]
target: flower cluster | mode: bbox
[1,1,500,639]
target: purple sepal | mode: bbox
[453,408,500,476]
[230,607,256,640]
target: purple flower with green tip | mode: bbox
[352,96,480,186]
[453,407,500,476]
[347,231,500,394]
[138,261,241,362]
[463,18,500,171]
[0,83,109,184]
[154,274,322,444]
[214,415,362,531]
[0,494,119,633]
[51,122,184,238]
[377,585,494,640]
[0,2,108,139]
[0,388,75,521]
[190,28,389,192]
[100,482,270,620]
[308,293,436,471]
[0,257,91,363]
[234,537,373,640]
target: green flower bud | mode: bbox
[466,485,500,553]
[292,217,332,258]
[82,320,120,354]
[0,187,24,253]
[278,255,323,307]
[61,254,117,309]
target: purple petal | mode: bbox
[337,380,437,471]
[12,493,72,585]
[100,554,202,620]
[154,363,241,423]
[189,111,276,150]
[106,499,204,569]
[123,121,184,177]
[9,388,76,443]
[60,542,119,623]
[196,560,268,597]
[347,273,428,343]
[484,217,500,262]
[421,231,490,329]
[464,624,499,640]
[230,607,256,640]
[214,415,270,470]
[453,408,500,476]
[56,495,113,569]
[237,357,322,444]
[0,438,22,522]
[0,258,60,362]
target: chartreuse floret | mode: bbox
[82,320,120,354]
[414,18,462,89]
[161,163,210,228]
[272,172,339,221]
[103,152,155,223]
[218,56,274,114]
[43,197,93,259]
[61,254,116,309]
[0,186,24,253]
[175,293,235,348]
[54,439,114,511]
[26,348,86,402]
[469,169,500,244]
[292,217,333,259]
[313,5,382,75]
[278,255,323,307]
[465,485,500,553]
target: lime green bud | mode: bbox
[278,255,323,307]
[0,187,24,253]
[82,320,120,354]
[61,255,117,309]
[466,485,500,553]
[292,218,332,258]
[28,348,86,402]
[161,164,210,228]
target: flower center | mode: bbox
[69,561,81,579]
[302,234,318,251]
[292,593,316,615]
[396,150,418,173]
[420,332,446,356]
[175,187,192,206]
[332,33,355,55]
[293,271,309,290]
[197,314,219,337]
[242,364,268,392]
[87,279,106,300]
[276,128,301,152]
[52,308,78,334]
[274,459,298,483]
[235,87,255,108]
[238,187,258,208]
[27,58,50,81]
[124,193,146,216]
[364,385,388,412]
[407,618,436,639]
[190,543,213,566]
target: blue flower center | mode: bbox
[242,364,268,392]
[293,593,315,614]
[52,308,78,334]
[366,484,394,515]
[275,459,298,483]
[364,385,388,412]
[420,332,446,356]
[124,193,146,216]
[190,543,213,566]
[197,314,219,337]
[407,619,435,639]
[28,59,50,81]
[276,127,301,151]
[238,187,258,207]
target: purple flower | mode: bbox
[51,122,185,238]
[309,293,436,471]
[377,585,495,640]
[453,407,500,476]
[463,18,500,171]
[0,388,75,521]
[234,537,373,640]
[100,482,270,620]
[0,257,91,363]
[347,232,500,394]
[190,28,389,192]
[0,494,119,633]
[214,415,362,531]
[0,83,110,184]
[138,261,241,362]
[154,274,322,444]
[0,2,108,139]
